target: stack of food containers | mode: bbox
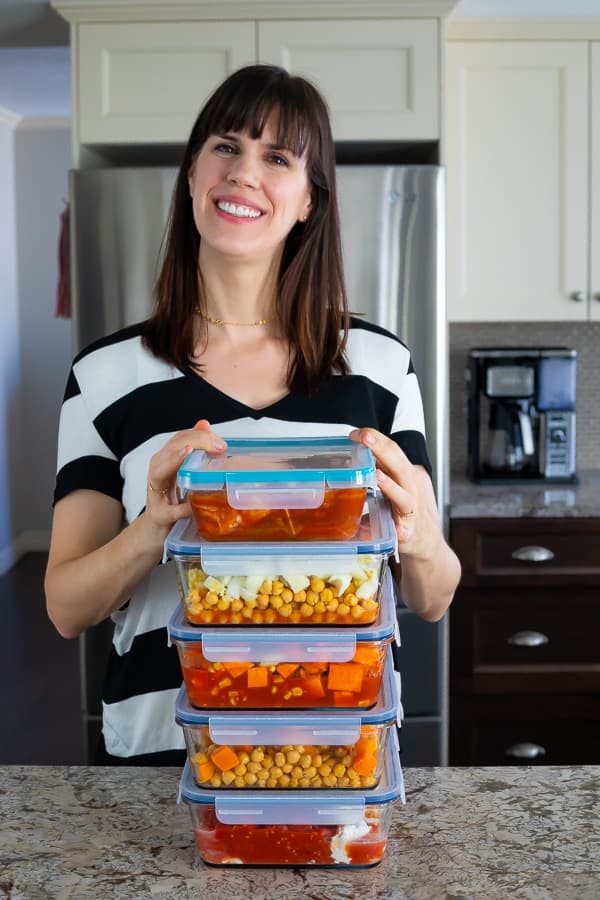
[166,437,405,867]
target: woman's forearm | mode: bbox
[391,538,461,622]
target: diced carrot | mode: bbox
[197,759,216,782]
[327,662,363,693]
[353,645,381,667]
[300,675,326,698]
[223,662,252,680]
[332,691,357,707]
[303,663,328,675]
[210,745,240,772]
[276,663,298,680]
[247,666,269,688]
[352,753,377,776]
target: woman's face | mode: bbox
[188,114,312,265]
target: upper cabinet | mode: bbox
[53,1,457,155]
[446,21,600,323]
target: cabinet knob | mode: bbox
[505,742,546,760]
[570,291,585,302]
[594,293,600,302]
[507,630,549,647]
[511,545,555,563]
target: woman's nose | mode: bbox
[226,152,260,188]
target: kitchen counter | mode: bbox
[450,469,600,518]
[1,765,598,899]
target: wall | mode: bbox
[0,118,72,573]
[449,322,600,477]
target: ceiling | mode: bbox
[1,0,600,120]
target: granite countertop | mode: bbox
[450,469,600,518]
[1,765,598,899]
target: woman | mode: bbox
[45,64,460,765]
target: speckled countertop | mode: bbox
[1,765,598,899]
[450,469,600,518]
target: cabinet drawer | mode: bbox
[450,586,600,693]
[394,611,443,716]
[451,518,600,585]
[450,694,600,765]
[398,718,443,767]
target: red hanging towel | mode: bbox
[55,203,71,318]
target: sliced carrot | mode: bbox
[197,759,216,782]
[276,663,298,680]
[327,662,363,693]
[332,690,357,707]
[223,662,252,680]
[352,752,377,776]
[353,645,381,667]
[210,745,240,772]
[247,666,269,688]
[300,675,325,698]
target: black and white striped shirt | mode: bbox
[54,316,430,763]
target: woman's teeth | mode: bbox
[217,201,261,218]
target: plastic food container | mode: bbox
[175,650,401,790]
[179,731,404,867]
[168,569,398,710]
[176,436,376,542]
[166,494,396,627]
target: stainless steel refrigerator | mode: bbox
[70,165,449,765]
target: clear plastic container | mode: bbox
[175,650,402,790]
[166,494,396,627]
[176,436,376,542]
[168,569,398,710]
[179,731,404,867]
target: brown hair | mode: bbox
[143,64,350,392]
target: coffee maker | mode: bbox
[467,348,577,483]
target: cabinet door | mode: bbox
[591,43,600,321]
[446,41,588,322]
[77,22,255,144]
[258,19,438,140]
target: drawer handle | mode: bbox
[507,630,549,648]
[504,742,546,760]
[511,545,555,563]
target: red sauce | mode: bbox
[189,487,367,541]
[178,642,388,709]
[194,810,387,866]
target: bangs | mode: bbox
[200,67,319,159]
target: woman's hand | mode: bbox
[349,427,461,621]
[145,419,227,531]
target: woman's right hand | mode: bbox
[145,419,227,530]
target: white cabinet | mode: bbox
[446,40,593,322]
[77,22,255,144]
[53,1,450,150]
[258,19,439,141]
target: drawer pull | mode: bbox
[507,630,549,648]
[504,742,546,760]
[511,545,555,563]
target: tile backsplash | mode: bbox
[449,322,600,476]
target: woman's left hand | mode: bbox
[349,427,438,560]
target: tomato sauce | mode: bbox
[178,642,389,709]
[188,487,367,541]
[194,810,387,866]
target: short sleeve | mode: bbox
[53,366,123,505]
[389,360,432,477]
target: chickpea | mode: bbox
[279,603,292,618]
[337,603,350,617]
[300,602,314,618]
[293,590,306,604]
[259,579,273,595]
[274,752,286,767]
[231,598,243,612]
[310,578,325,593]
[222,771,236,785]
[256,593,270,609]
[299,754,312,769]
[280,588,293,603]
[250,748,264,763]
[271,580,284,595]
[245,773,258,785]
[287,749,301,764]
[306,590,319,606]
[270,595,283,609]
[204,591,219,607]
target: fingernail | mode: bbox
[181,444,192,457]
[212,439,226,451]
[364,432,376,445]
[376,469,386,483]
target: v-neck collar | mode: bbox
[179,363,293,416]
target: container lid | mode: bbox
[179,730,404,823]
[175,647,403,738]
[176,436,376,494]
[165,493,397,571]
[168,569,398,663]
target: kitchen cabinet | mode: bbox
[53,1,455,155]
[448,517,600,765]
[446,23,600,322]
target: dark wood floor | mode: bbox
[0,552,85,764]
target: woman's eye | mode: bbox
[269,154,289,167]
[214,143,236,154]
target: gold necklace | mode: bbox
[196,307,275,327]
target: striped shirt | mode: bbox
[54,316,430,763]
